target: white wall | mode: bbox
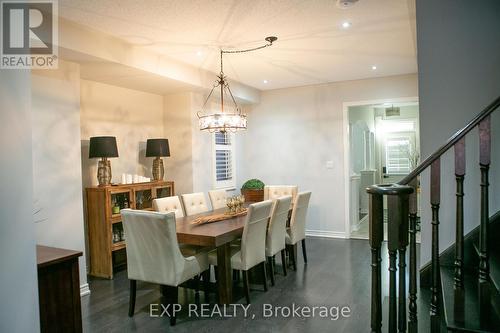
[80,80,164,187]
[31,60,89,293]
[237,74,418,237]
[416,0,500,265]
[163,93,194,195]
[0,71,40,332]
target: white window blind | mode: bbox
[385,137,411,174]
[213,132,235,188]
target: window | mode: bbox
[385,135,412,174]
[213,132,235,189]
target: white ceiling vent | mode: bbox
[336,0,359,9]
[385,106,401,117]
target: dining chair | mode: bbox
[153,195,185,218]
[208,189,227,210]
[121,209,210,326]
[208,200,274,304]
[264,185,298,203]
[285,191,312,270]
[181,192,210,216]
[265,195,293,286]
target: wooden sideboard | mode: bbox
[37,245,83,333]
[86,181,174,278]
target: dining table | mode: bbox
[175,206,248,304]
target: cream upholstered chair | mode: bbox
[208,200,273,304]
[286,191,312,270]
[121,209,210,326]
[153,196,185,218]
[208,189,227,210]
[181,192,209,216]
[265,195,293,285]
[264,185,298,204]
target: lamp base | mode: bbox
[97,158,112,186]
[152,157,164,181]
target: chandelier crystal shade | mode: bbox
[197,36,277,132]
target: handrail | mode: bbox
[399,95,500,185]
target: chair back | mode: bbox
[288,191,312,244]
[181,192,209,216]
[121,209,185,285]
[240,200,273,270]
[264,185,298,203]
[266,195,292,257]
[152,196,184,218]
[208,189,227,210]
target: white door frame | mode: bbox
[343,97,419,238]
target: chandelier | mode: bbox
[197,36,277,132]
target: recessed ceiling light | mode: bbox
[371,65,377,70]
[263,80,268,84]
[196,50,203,56]
[342,21,351,29]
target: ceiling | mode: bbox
[59,0,417,91]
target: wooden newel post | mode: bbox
[368,191,383,333]
[367,184,413,333]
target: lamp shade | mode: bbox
[146,138,170,157]
[89,136,119,158]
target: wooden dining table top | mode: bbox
[176,207,248,247]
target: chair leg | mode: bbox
[213,266,219,304]
[194,274,200,301]
[202,269,210,303]
[163,285,178,326]
[243,270,251,304]
[301,239,308,264]
[287,244,297,271]
[281,249,287,276]
[294,244,297,270]
[261,262,268,292]
[233,269,239,282]
[267,256,275,286]
[128,280,136,317]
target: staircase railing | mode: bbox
[367,96,500,333]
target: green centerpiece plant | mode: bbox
[241,179,265,202]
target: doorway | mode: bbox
[346,100,420,240]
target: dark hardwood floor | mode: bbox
[82,238,431,332]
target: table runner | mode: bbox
[191,208,248,225]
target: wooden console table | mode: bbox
[37,245,83,333]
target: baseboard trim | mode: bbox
[351,214,368,232]
[306,230,346,239]
[80,283,91,297]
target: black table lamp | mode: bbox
[146,139,170,181]
[89,136,119,186]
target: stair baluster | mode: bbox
[454,138,466,291]
[430,159,441,332]
[395,192,410,333]
[408,178,418,333]
[478,116,491,322]
[453,138,466,323]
